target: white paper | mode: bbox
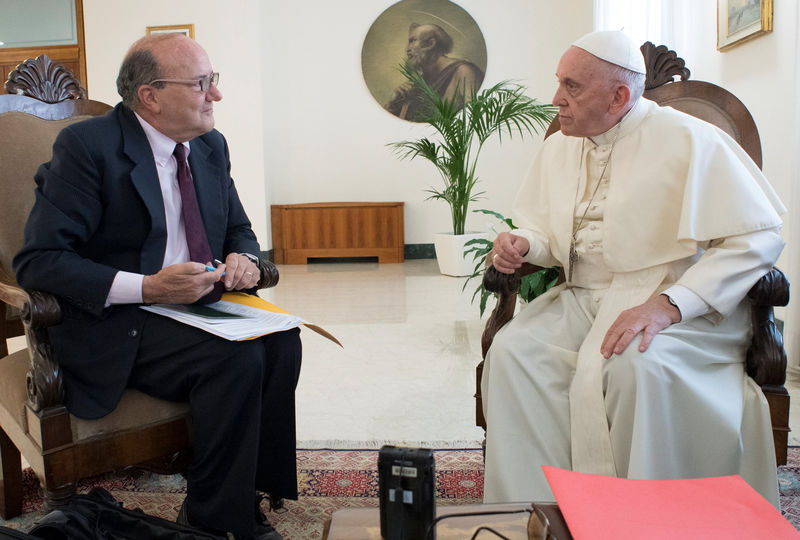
[141,300,307,341]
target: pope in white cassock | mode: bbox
[481,30,786,508]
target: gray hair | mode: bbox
[116,34,179,109]
[610,64,646,103]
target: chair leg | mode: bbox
[475,361,486,429]
[43,483,76,513]
[0,426,22,519]
[765,389,790,466]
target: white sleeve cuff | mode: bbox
[662,284,712,321]
[509,229,556,267]
[105,271,144,307]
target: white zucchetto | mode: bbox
[572,30,646,74]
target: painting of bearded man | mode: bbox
[361,0,487,123]
[384,22,485,121]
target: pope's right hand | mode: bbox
[490,232,529,274]
[142,262,223,304]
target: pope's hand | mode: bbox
[600,294,682,358]
[491,232,529,274]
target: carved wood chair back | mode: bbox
[475,42,790,465]
[0,57,109,358]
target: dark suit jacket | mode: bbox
[13,103,260,419]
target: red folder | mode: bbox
[542,466,799,539]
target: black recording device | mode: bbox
[378,445,436,540]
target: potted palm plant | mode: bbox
[389,64,556,276]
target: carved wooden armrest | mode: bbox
[482,263,541,295]
[0,281,64,411]
[22,289,63,412]
[257,258,279,289]
[746,267,789,389]
[480,264,541,358]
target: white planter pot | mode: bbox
[433,231,488,277]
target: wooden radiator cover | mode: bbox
[271,202,404,264]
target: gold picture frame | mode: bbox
[145,24,195,39]
[717,0,772,51]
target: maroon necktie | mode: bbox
[174,143,222,303]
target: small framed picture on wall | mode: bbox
[146,24,195,40]
[717,0,772,51]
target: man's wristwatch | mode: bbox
[240,252,260,265]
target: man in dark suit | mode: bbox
[13,33,299,540]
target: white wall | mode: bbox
[664,1,800,364]
[82,0,269,246]
[262,0,593,244]
[80,0,592,248]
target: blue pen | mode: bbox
[205,259,226,276]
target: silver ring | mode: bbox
[245,271,254,276]
[493,254,498,262]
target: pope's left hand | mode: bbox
[222,253,260,291]
[600,294,681,359]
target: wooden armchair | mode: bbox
[474,43,791,465]
[0,55,279,519]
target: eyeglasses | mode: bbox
[148,72,219,92]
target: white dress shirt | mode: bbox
[105,113,191,305]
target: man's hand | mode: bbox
[222,253,260,291]
[490,232,530,274]
[600,294,682,359]
[389,81,413,102]
[142,262,223,304]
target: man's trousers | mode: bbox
[128,312,302,536]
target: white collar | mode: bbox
[589,97,649,146]
[133,112,190,166]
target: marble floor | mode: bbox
[260,259,486,448]
[6,258,800,448]
[787,369,800,446]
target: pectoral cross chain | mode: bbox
[567,129,619,285]
[568,239,578,282]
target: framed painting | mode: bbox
[146,24,195,39]
[361,0,487,123]
[717,0,772,51]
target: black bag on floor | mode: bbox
[0,525,38,539]
[27,487,222,540]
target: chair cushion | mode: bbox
[5,303,21,321]
[0,348,190,442]
[71,389,191,442]
[0,349,31,430]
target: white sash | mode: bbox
[568,264,670,475]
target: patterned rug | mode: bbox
[0,448,483,539]
[779,447,800,529]
[3,446,800,538]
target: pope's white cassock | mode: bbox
[481,96,786,508]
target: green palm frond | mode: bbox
[388,64,556,236]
